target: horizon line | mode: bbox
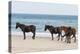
[11,13,78,16]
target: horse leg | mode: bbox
[61,32,64,41]
[61,35,65,41]
[57,33,60,41]
[61,36,64,41]
[66,36,71,43]
[61,33,63,41]
[32,32,35,40]
[74,36,76,42]
[66,36,68,43]
[65,39,66,42]
[73,34,76,42]
[61,34,66,42]
[51,33,54,40]
[23,32,26,40]
[64,35,67,42]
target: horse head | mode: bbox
[44,25,50,31]
[44,25,47,31]
[16,22,20,29]
[44,25,53,31]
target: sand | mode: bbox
[11,34,78,53]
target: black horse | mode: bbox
[16,22,36,40]
[44,25,62,40]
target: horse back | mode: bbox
[50,27,61,33]
[25,25,36,32]
[29,25,36,29]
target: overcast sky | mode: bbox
[12,1,78,15]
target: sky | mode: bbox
[12,1,78,15]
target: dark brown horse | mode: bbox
[16,22,36,40]
[62,27,72,43]
[61,26,76,42]
[44,25,62,40]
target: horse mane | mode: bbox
[45,25,54,27]
[19,23,25,26]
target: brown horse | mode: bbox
[44,25,62,40]
[60,26,76,42]
[16,22,36,40]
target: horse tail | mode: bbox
[72,28,76,38]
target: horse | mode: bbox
[60,26,76,42]
[16,22,36,40]
[62,27,72,43]
[44,25,62,40]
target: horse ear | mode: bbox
[68,27,71,29]
[16,22,20,24]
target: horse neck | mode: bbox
[18,24,25,29]
[62,27,67,32]
[47,27,53,31]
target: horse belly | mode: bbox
[54,32,58,34]
[25,30,30,32]
[25,29,31,32]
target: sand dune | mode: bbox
[11,34,78,53]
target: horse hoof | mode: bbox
[52,39,54,40]
[33,39,35,40]
[32,37,35,40]
[67,42,71,44]
[57,39,59,41]
[24,39,25,40]
[33,38,35,39]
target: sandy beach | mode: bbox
[11,33,78,53]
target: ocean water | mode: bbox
[11,14,78,33]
